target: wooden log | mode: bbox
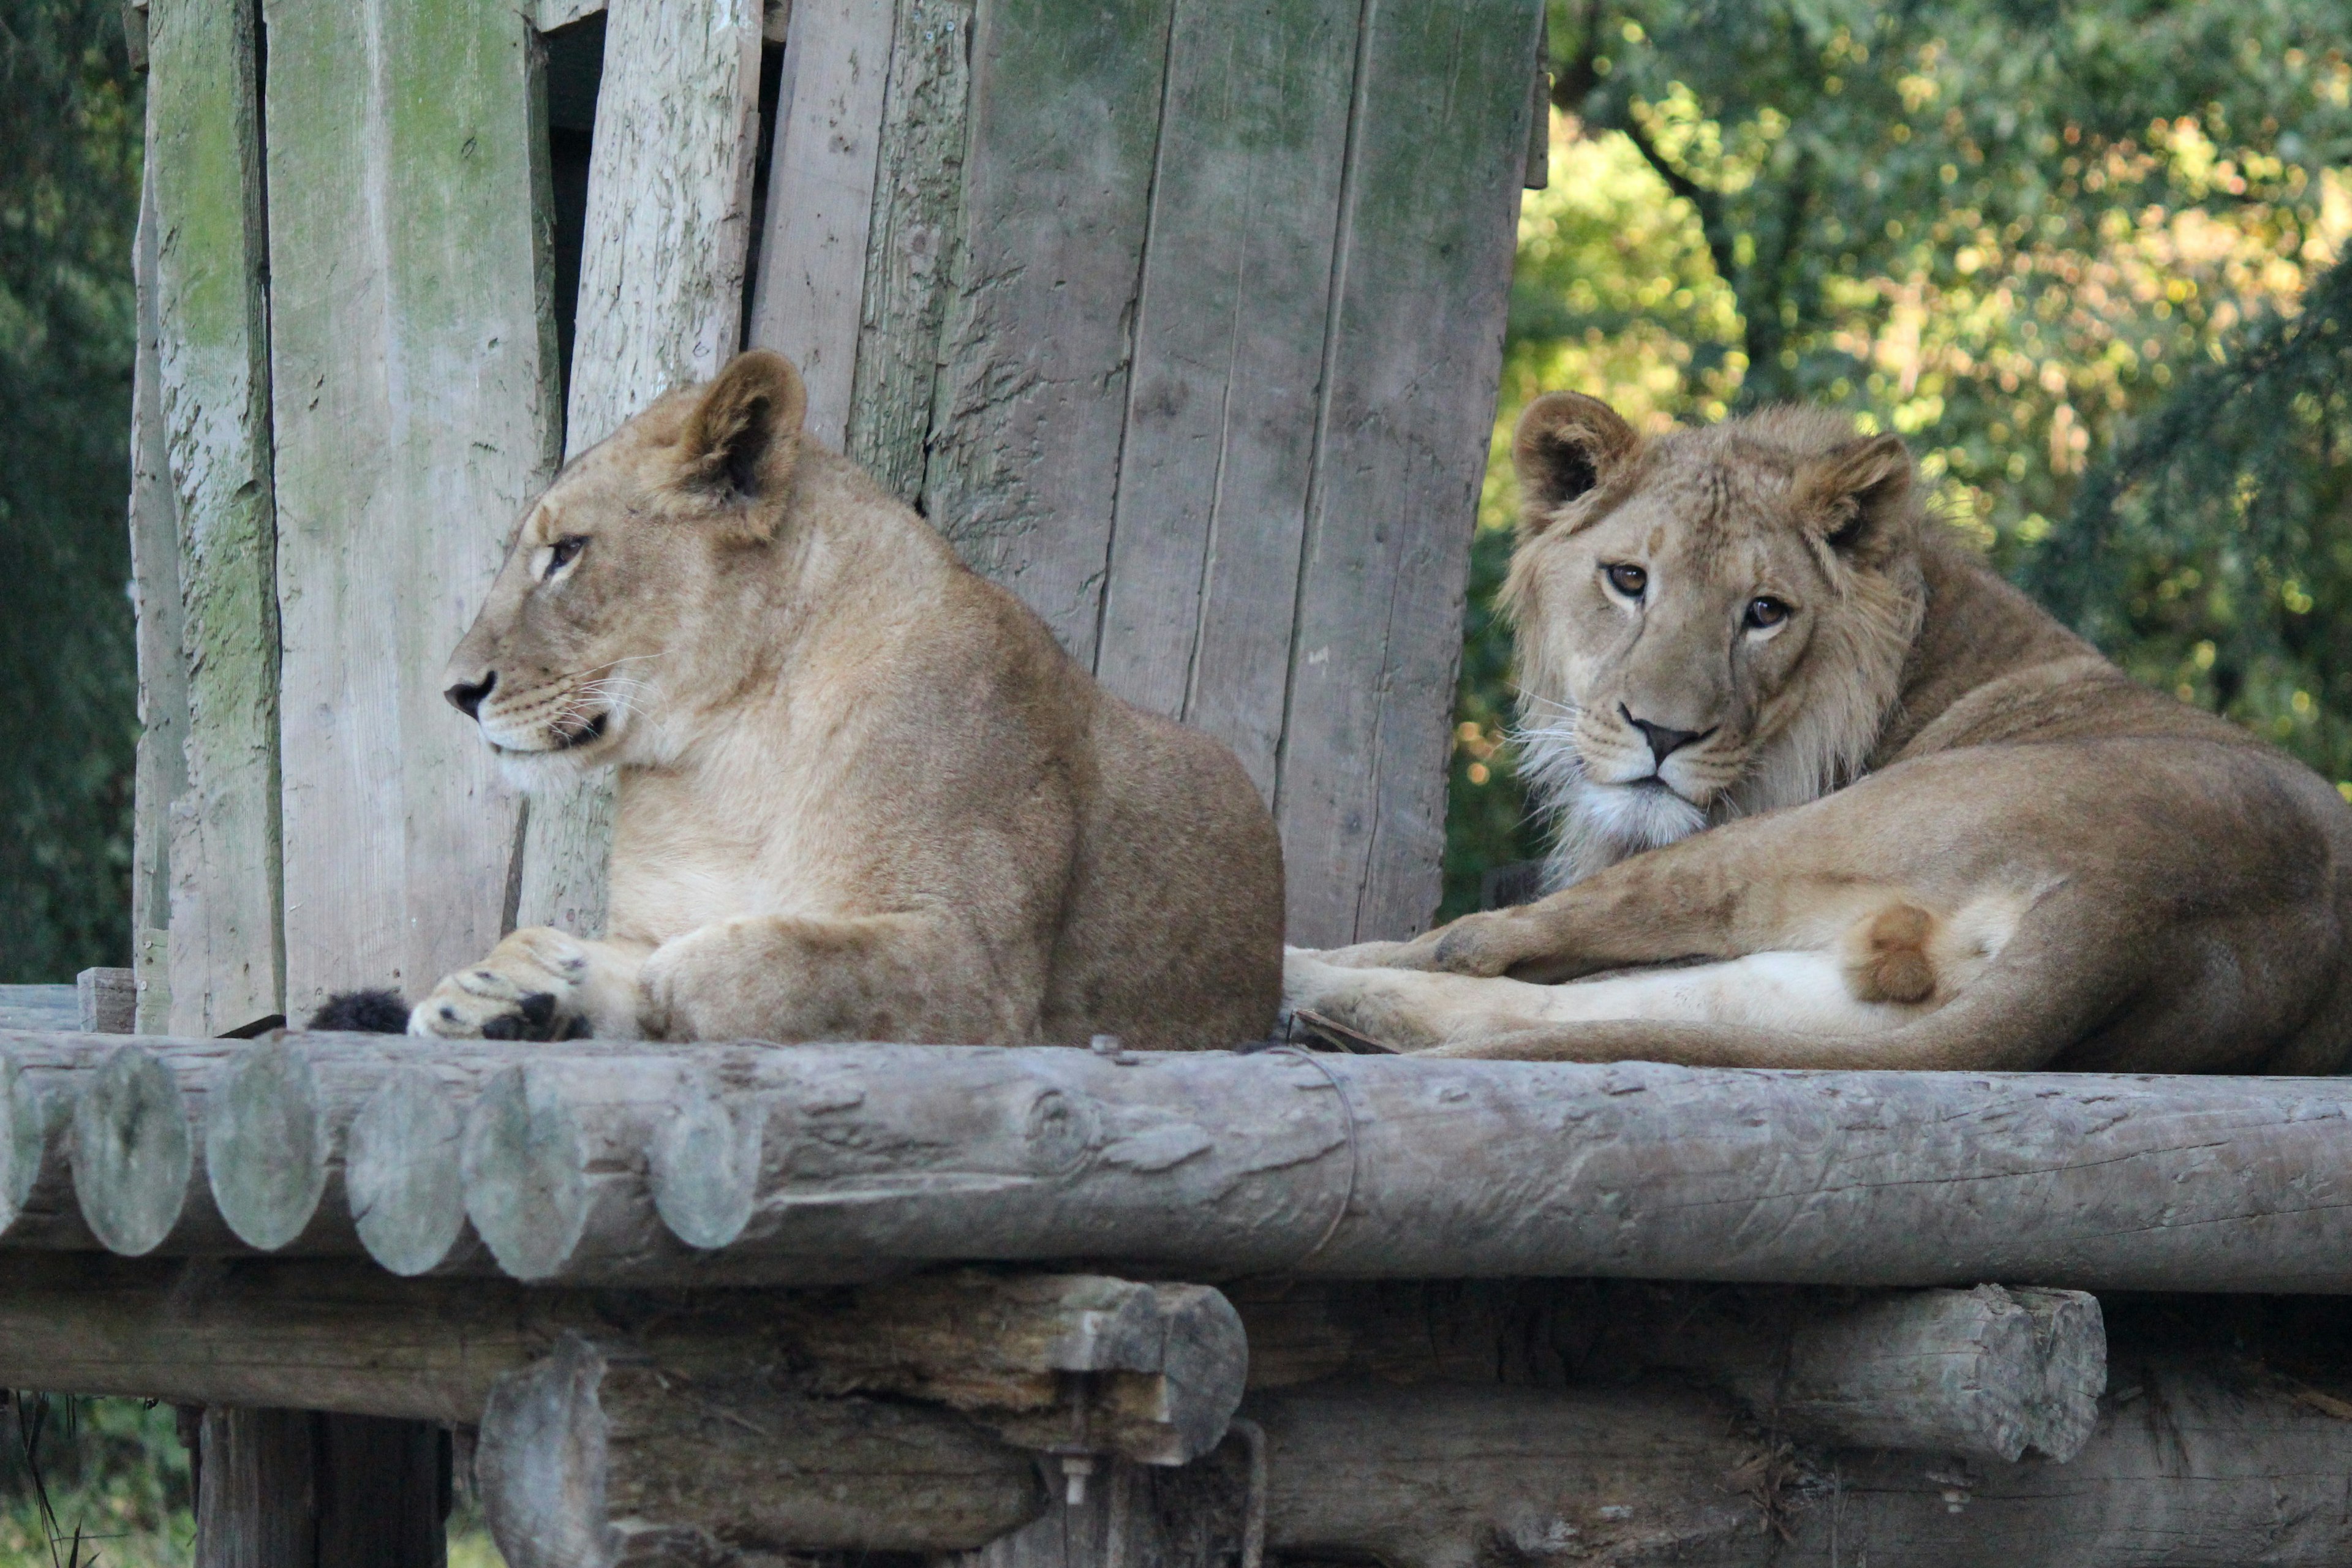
[13,1036,2352,1293]
[147,0,283,1036]
[1246,1365,2352,1568]
[1272,0,1544,946]
[1733,1284,2105,1463]
[72,1042,239,1257]
[265,0,562,1021]
[477,1333,1045,1565]
[515,0,764,940]
[0,1252,1240,1468]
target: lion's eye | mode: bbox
[1605,563,1648,599]
[545,535,588,578]
[1746,595,1790,630]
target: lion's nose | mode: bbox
[1621,705,1711,767]
[445,671,497,718]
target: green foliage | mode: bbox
[0,1396,190,1567]
[0,0,142,982]
[2030,249,2352,782]
[1442,2,2352,915]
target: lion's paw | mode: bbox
[409,928,595,1041]
[637,919,750,1042]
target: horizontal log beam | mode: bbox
[0,1254,1241,1464]
[6,1031,2352,1290]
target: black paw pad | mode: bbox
[519,992,559,1030]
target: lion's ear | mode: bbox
[672,350,809,538]
[1795,432,1915,565]
[1512,392,1640,534]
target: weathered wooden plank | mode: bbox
[1090,0,1360,797]
[194,1406,446,1568]
[1275,0,1542,946]
[841,0,973,503]
[145,0,281,1035]
[921,0,1177,662]
[514,0,764,940]
[264,0,562,1021]
[127,152,186,1035]
[746,0,898,447]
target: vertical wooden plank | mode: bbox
[841,0,973,504]
[1274,0,1541,946]
[128,149,188,1035]
[146,0,281,1035]
[1090,0,1360,798]
[921,0,1177,663]
[746,0,899,447]
[195,1409,447,1568]
[195,1408,315,1568]
[514,0,764,938]
[265,0,562,1020]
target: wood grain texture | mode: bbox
[1274,0,1542,945]
[922,0,1177,663]
[841,0,973,503]
[194,1406,447,1568]
[746,0,898,447]
[1090,0,1359,798]
[516,0,764,940]
[146,0,281,1035]
[17,1035,2352,1294]
[128,154,187,1036]
[263,0,560,1020]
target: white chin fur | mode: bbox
[1577,779,1708,853]
[493,745,612,794]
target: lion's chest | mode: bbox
[605,752,853,947]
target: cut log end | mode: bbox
[1,1050,43,1231]
[206,1038,328,1252]
[647,1073,758,1251]
[461,1063,587,1281]
[347,1065,470,1276]
[72,1044,192,1256]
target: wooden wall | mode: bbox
[129,0,1540,1032]
[752,0,1542,947]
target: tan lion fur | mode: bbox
[412,350,1282,1048]
[1285,391,2352,1072]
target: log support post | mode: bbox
[195,1407,447,1568]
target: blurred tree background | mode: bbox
[1444,0,2352,916]
[0,0,141,981]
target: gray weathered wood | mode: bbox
[129,151,187,1037]
[922,0,1177,664]
[264,0,562,1020]
[195,1406,447,1568]
[77,968,138,1035]
[146,0,282,1035]
[15,1036,2352,1294]
[478,1333,1044,1565]
[840,0,973,503]
[747,0,899,447]
[205,1036,329,1251]
[1274,0,1543,946]
[1244,1365,2352,1568]
[1090,0,1359,797]
[516,0,764,941]
[1749,1285,2104,1463]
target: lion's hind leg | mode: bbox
[1284,944,1939,1057]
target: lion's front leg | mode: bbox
[409,927,650,1040]
[639,912,1036,1044]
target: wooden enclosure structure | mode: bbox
[30,0,2350,1563]
[126,0,1546,1041]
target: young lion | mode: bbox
[410,350,1281,1047]
[1285,392,2352,1072]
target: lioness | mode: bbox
[410,349,1281,1047]
[1285,393,2352,1071]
